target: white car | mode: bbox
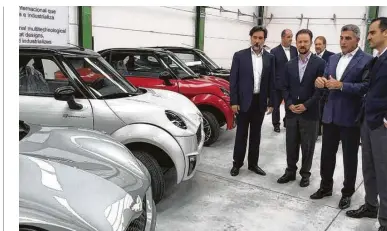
[19,120,156,231]
[19,45,204,203]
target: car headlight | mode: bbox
[220,87,230,97]
[165,110,187,129]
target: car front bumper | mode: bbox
[127,186,156,231]
[175,120,204,181]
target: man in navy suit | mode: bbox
[314,36,335,136]
[310,24,373,209]
[229,26,275,177]
[270,29,298,132]
[277,29,326,187]
[346,17,387,231]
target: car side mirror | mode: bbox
[159,71,173,86]
[54,86,83,110]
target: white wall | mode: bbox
[203,6,258,68]
[69,6,78,45]
[379,6,387,17]
[263,6,369,54]
[91,6,196,51]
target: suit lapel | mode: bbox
[300,54,315,84]
[291,46,298,59]
[293,57,300,82]
[331,55,341,78]
[278,45,289,61]
[372,51,387,81]
[261,50,270,78]
[340,49,363,81]
[245,48,254,78]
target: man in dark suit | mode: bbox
[229,26,275,177]
[310,24,373,209]
[346,17,387,231]
[270,29,298,132]
[314,36,335,136]
[276,29,326,187]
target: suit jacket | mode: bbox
[321,50,335,63]
[230,48,275,113]
[364,50,387,130]
[270,44,298,90]
[283,54,326,120]
[319,50,335,100]
[322,48,373,127]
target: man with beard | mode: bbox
[229,26,275,177]
[310,24,373,210]
[314,36,335,63]
[346,17,387,231]
[314,36,335,136]
[270,29,298,132]
[277,29,325,187]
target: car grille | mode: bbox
[196,123,202,145]
[126,199,146,231]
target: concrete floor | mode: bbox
[155,108,380,231]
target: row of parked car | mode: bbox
[18,44,234,231]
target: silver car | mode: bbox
[19,45,204,203]
[19,120,156,231]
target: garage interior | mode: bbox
[16,5,387,231]
[157,108,377,231]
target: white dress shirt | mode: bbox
[378,46,387,57]
[251,48,263,94]
[282,45,291,61]
[317,49,325,58]
[336,47,359,81]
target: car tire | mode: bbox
[202,111,220,146]
[132,150,165,204]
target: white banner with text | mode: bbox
[19,6,69,46]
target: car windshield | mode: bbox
[65,56,139,99]
[195,50,221,70]
[158,53,198,79]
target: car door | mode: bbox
[19,53,94,129]
[109,51,179,92]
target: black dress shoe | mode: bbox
[274,126,280,133]
[346,204,378,219]
[277,172,296,184]
[300,177,310,187]
[230,166,240,176]
[248,165,266,176]
[339,196,351,209]
[310,189,333,199]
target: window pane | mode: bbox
[110,53,166,78]
[19,55,68,96]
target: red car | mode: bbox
[98,48,236,146]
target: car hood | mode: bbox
[104,88,202,137]
[20,154,145,231]
[187,75,230,91]
[19,124,150,193]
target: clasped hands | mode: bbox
[289,104,306,114]
[231,105,273,115]
[315,75,343,90]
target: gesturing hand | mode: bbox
[315,77,327,88]
[326,75,343,90]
